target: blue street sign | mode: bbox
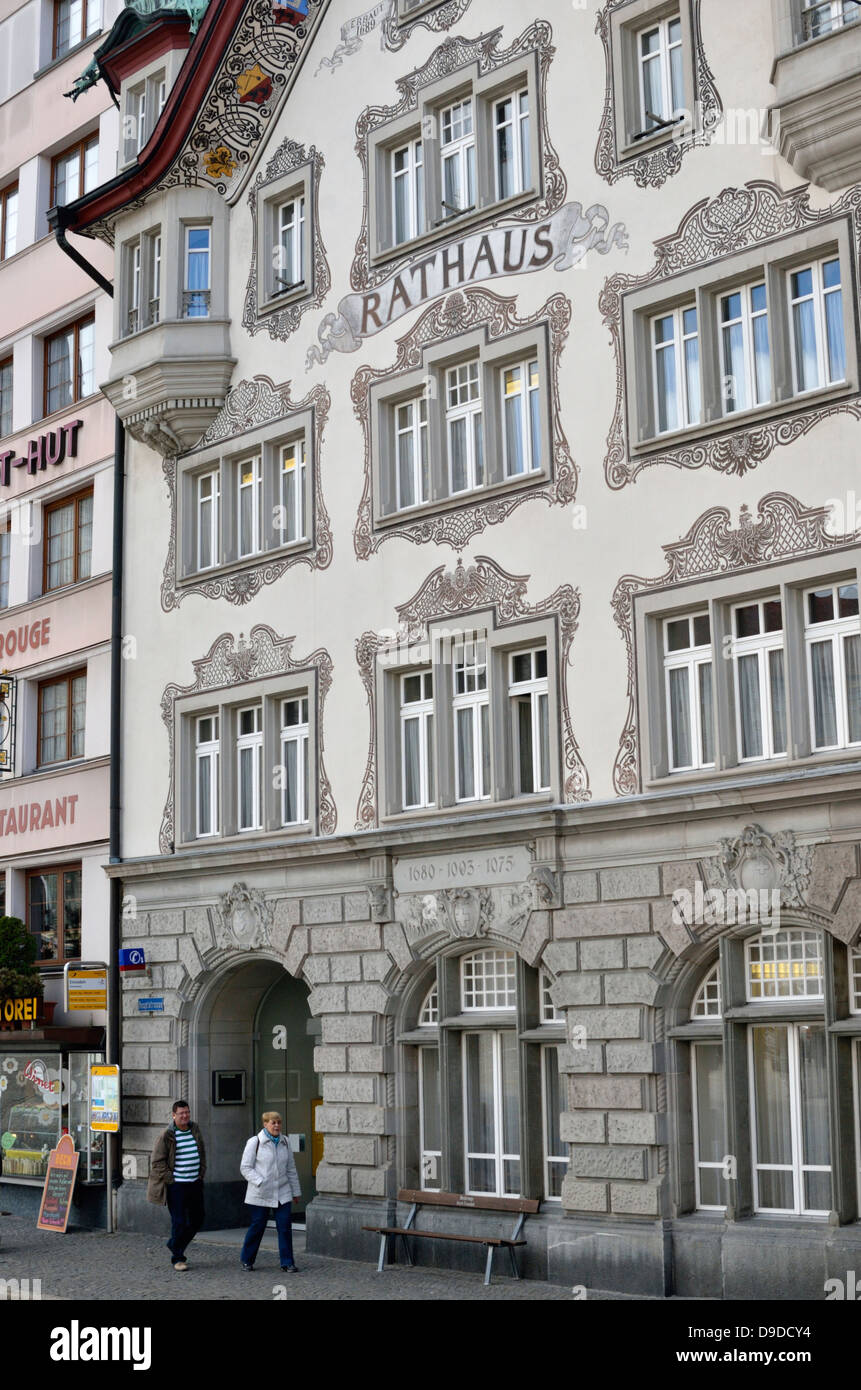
[138,997,164,1013]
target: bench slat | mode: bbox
[362,1225,526,1247]
[396,1188,539,1215]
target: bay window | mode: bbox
[123,229,161,335]
[802,0,860,39]
[663,611,714,772]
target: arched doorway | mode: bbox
[190,957,320,1224]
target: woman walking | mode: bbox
[239,1111,302,1272]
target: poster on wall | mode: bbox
[36,1133,79,1233]
[90,1065,120,1133]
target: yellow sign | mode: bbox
[1,997,38,1023]
[90,1065,120,1133]
[66,969,107,1011]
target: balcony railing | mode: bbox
[801,0,859,41]
[127,308,139,335]
[182,289,211,319]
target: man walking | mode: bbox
[147,1099,207,1272]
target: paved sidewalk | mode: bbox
[0,1215,578,1301]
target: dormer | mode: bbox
[98,15,195,169]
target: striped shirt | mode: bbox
[173,1127,200,1182]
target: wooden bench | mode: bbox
[363,1189,540,1286]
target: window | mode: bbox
[275,196,305,293]
[278,441,306,544]
[44,316,95,416]
[0,358,11,438]
[237,705,263,831]
[38,670,86,765]
[183,226,210,318]
[195,714,219,837]
[494,90,530,201]
[44,488,93,591]
[400,671,434,810]
[196,470,219,571]
[731,599,786,762]
[182,684,316,841]
[509,648,549,794]
[124,230,161,335]
[502,360,540,477]
[802,0,860,39]
[53,0,101,58]
[28,865,82,963]
[663,611,714,772]
[636,13,684,135]
[851,949,861,1015]
[440,99,476,220]
[454,639,490,802]
[237,454,263,558]
[1,185,18,262]
[403,948,567,1199]
[746,928,823,1001]
[446,362,483,494]
[51,136,99,207]
[125,71,167,161]
[392,139,423,247]
[0,517,10,610]
[256,164,315,311]
[804,581,861,750]
[651,306,700,434]
[625,231,855,451]
[280,696,309,826]
[394,396,428,510]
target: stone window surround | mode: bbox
[395,942,566,1198]
[608,0,696,161]
[175,668,320,845]
[366,47,542,268]
[370,321,551,527]
[175,408,315,585]
[622,215,858,457]
[634,545,861,786]
[667,922,861,1223]
[255,160,314,317]
[377,604,561,819]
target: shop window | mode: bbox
[0,1051,105,1183]
[38,669,86,766]
[43,488,93,591]
[43,317,95,417]
[27,865,82,963]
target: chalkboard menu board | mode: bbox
[36,1134,79,1233]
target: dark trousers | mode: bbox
[240,1201,294,1268]
[166,1179,205,1262]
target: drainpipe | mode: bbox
[51,209,124,1225]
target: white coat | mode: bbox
[240,1129,302,1208]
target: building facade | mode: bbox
[62,0,861,1295]
[0,0,122,1212]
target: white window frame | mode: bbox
[748,1022,831,1217]
[439,97,476,220]
[691,962,722,1019]
[731,598,787,763]
[279,440,307,544]
[501,358,541,478]
[392,138,424,247]
[196,468,220,571]
[280,695,309,826]
[446,360,483,495]
[788,256,846,395]
[508,647,549,794]
[236,704,263,832]
[453,639,490,802]
[461,948,516,1010]
[745,928,824,1002]
[400,670,434,810]
[275,194,306,294]
[651,305,700,435]
[395,395,429,511]
[493,88,530,201]
[540,968,562,1024]
[691,1040,727,1212]
[720,281,771,415]
[183,224,211,319]
[462,1029,520,1198]
[804,581,861,751]
[194,714,219,838]
[663,611,714,772]
[636,12,684,132]
[540,1042,568,1202]
[237,454,263,559]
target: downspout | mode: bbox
[51,207,124,1215]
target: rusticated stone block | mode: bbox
[348,1105,389,1135]
[557,1043,603,1074]
[323,1136,376,1166]
[315,1105,348,1133]
[562,871,599,904]
[563,1007,641,1039]
[302,895,344,925]
[556,903,650,939]
[626,935,664,969]
[284,926,308,978]
[150,910,184,936]
[570,1145,647,1180]
[604,971,661,1006]
[660,859,701,899]
[343,892,371,922]
[323,1075,376,1104]
[346,983,391,1014]
[123,1072,173,1098]
[307,984,346,1016]
[560,1111,606,1144]
[310,923,382,953]
[651,898,696,960]
[304,955,331,985]
[328,954,362,983]
[178,934,203,981]
[273,898,301,930]
[313,1045,347,1073]
[383,923,414,973]
[348,1045,389,1073]
[600,865,661,901]
[571,1077,643,1109]
[315,1162,349,1194]
[542,941,579,974]
[122,1045,149,1070]
[322,1015,376,1044]
[579,938,625,971]
[122,1098,149,1124]
[350,1166,388,1197]
[608,1112,660,1146]
[187,907,213,954]
[550,974,602,1007]
[605,1042,660,1073]
[830,877,861,945]
[122,1018,172,1043]
[560,1176,608,1212]
[610,1179,662,1216]
[520,909,552,966]
[149,1047,178,1071]
[806,843,858,915]
[361,952,394,981]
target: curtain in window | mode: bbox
[542,1045,566,1198]
[456,706,475,799]
[810,640,838,747]
[449,417,467,491]
[798,1024,830,1211]
[46,332,73,414]
[77,493,93,580]
[738,653,763,758]
[40,682,66,763]
[684,312,701,424]
[752,1025,794,1210]
[397,419,416,506]
[698,662,714,764]
[465,1032,496,1192]
[824,276,845,382]
[197,755,212,834]
[47,502,74,588]
[693,1042,726,1207]
[516,696,532,792]
[792,280,818,389]
[669,666,691,767]
[538,690,549,788]
[403,717,421,806]
[845,633,861,743]
[655,338,678,433]
[239,746,257,828]
[767,648,787,754]
[722,313,747,412]
[283,738,299,822]
[71,675,86,757]
[500,1031,520,1195]
[504,375,524,476]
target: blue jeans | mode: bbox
[240,1201,294,1268]
[166,1179,204,1262]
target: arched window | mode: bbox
[401,946,568,1202]
[682,927,861,1220]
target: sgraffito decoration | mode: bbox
[158,624,337,853]
[315,0,473,74]
[351,288,577,555]
[594,0,722,189]
[601,181,861,490]
[242,138,331,341]
[354,556,590,829]
[611,492,860,795]
[160,375,332,611]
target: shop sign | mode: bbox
[0,420,83,489]
[89,1065,119,1133]
[65,968,107,1012]
[36,1133,79,1233]
[137,997,164,1013]
[1,997,39,1025]
[0,793,78,839]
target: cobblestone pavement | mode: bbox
[0,1216,586,1301]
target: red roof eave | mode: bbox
[66,0,248,235]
